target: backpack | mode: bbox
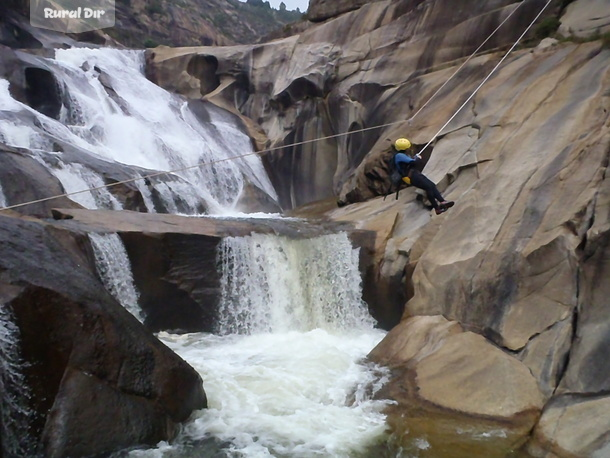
[384,152,407,200]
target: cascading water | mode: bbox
[133,232,390,457]
[88,232,145,323]
[0,181,7,207]
[51,47,278,213]
[216,232,376,335]
[2,44,390,457]
[0,304,36,457]
[45,159,124,210]
[0,48,278,214]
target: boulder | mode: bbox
[0,211,206,456]
[527,395,610,457]
[369,316,544,456]
[558,0,610,37]
[307,0,371,22]
[0,145,80,217]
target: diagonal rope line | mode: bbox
[0,0,548,212]
[0,127,397,213]
[406,0,524,124]
[415,0,553,158]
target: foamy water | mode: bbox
[128,232,390,457]
[150,329,390,457]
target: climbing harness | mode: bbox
[0,0,554,213]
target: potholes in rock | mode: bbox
[24,67,61,119]
[187,54,220,96]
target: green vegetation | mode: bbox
[535,17,561,40]
[145,0,164,16]
[105,0,305,48]
[601,32,610,49]
[212,13,228,29]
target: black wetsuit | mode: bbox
[394,153,446,210]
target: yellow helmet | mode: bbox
[394,138,412,151]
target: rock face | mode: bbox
[558,0,610,37]
[0,211,207,456]
[306,0,373,22]
[527,395,610,457]
[146,0,610,455]
[146,0,561,210]
[2,0,610,455]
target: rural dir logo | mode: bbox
[31,0,115,33]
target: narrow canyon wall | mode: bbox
[146,0,610,455]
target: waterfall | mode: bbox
[0,304,36,457]
[141,232,390,458]
[50,48,277,213]
[43,159,124,210]
[88,233,145,323]
[2,43,388,458]
[217,232,375,335]
[0,48,278,214]
[0,181,7,208]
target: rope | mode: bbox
[0,128,398,213]
[415,0,554,158]
[0,0,549,213]
[406,0,524,124]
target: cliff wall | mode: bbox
[147,0,610,455]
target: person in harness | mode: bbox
[391,137,454,215]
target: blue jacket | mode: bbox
[394,152,417,176]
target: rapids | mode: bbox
[128,232,391,457]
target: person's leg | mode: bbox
[409,171,443,209]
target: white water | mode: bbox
[88,232,145,322]
[131,233,390,457]
[156,329,389,457]
[0,304,35,456]
[217,232,375,334]
[52,48,277,213]
[47,159,124,210]
[0,181,7,208]
[0,49,278,214]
